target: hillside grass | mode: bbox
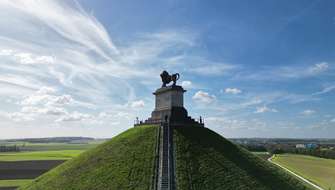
[0,150,83,161]
[174,127,314,190]
[19,125,159,190]
[0,179,32,187]
[272,154,335,190]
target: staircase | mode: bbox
[156,122,175,190]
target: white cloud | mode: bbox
[192,90,216,104]
[37,87,57,95]
[308,62,329,74]
[14,52,54,65]
[235,62,331,81]
[55,111,92,122]
[21,106,66,116]
[6,112,34,122]
[255,105,278,113]
[0,49,55,65]
[241,98,263,107]
[131,100,145,108]
[313,84,335,95]
[301,109,316,116]
[224,88,242,94]
[206,116,267,130]
[21,92,73,107]
[0,49,13,56]
[181,81,192,89]
[330,118,335,123]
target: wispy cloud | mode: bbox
[234,62,331,81]
[312,84,335,95]
[206,116,267,131]
[301,109,316,116]
[1,0,232,135]
[254,105,278,113]
[224,88,242,94]
[188,61,236,76]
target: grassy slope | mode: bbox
[253,152,272,160]
[272,154,335,190]
[174,127,314,190]
[0,150,82,161]
[20,125,158,190]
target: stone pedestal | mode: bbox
[138,85,203,127]
[150,85,186,122]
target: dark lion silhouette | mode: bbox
[160,70,180,87]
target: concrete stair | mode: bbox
[160,123,170,190]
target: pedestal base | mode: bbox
[135,106,204,127]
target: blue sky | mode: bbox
[0,0,334,138]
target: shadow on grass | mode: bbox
[174,126,312,190]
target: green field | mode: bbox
[272,154,335,190]
[2,142,100,151]
[0,179,32,187]
[0,150,83,161]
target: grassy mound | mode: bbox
[174,127,313,190]
[19,125,158,190]
[21,125,314,190]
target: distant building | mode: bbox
[296,144,306,149]
[306,143,318,149]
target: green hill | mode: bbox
[20,125,313,190]
[19,125,158,190]
[174,127,313,190]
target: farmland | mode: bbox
[0,180,32,188]
[272,154,335,190]
[0,150,82,161]
[0,139,104,189]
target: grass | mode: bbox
[272,154,335,190]
[0,179,32,187]
[174,127,314,190]
[19,125,159,190]
[0,150,83,161]
[15,142,99,151]
[253,152,272,160]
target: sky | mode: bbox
[0,0,334,139]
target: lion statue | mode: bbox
[160,70,180,87]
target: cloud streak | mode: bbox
[0,0,233,137]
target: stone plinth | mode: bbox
[154,85,185,110]
[136,85,204,127]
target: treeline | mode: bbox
[278,148,335,160]
[242,144,335,160]
[241,144,267,152]
[0,145,20,152]
[6,137,94,143]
